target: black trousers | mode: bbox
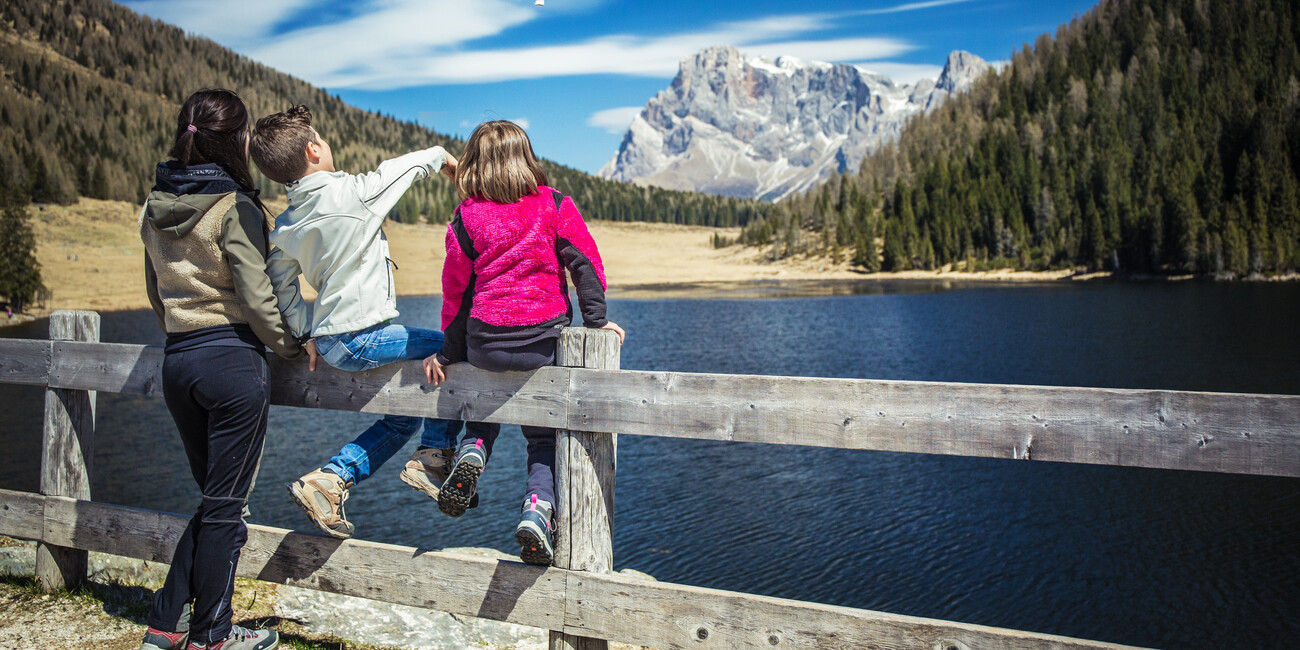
[465,337,558,505]
[148,346,270,645]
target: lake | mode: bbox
[2,280,1298,648]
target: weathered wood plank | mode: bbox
[3,490,1144,650]
[33,335,1300,477]
[0,489,45,540]
[0,339,51,385]
[567,370,1300,477]
[552,329,620,650]
[38,310,98,591]
[48,341,163,396]
[32,491,564,630]
[563,571,1145,650]
[266,355,569,428]
[46,340,571,428]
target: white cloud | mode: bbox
[854,0,975,16]
[512,117,532,130]
[122,2,929,90]
[248,0,535,88]
[742,38,916,65]
[121,0,312,45]
[587,106,642,134]
[853,62,945,84]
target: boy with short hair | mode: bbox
[251,105,466,539]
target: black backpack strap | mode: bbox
[450,206,479,261]
[551,188,564,213]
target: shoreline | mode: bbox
[8,197,1296,321]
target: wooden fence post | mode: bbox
[552,327,619,650]
[36,310,98,591]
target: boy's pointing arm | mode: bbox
[353,146,450,219]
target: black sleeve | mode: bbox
[556,237,608,328]
[436,274,475,365]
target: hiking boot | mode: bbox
[185,624,278,649]
[139,602,191,649]
[288,469,354,538]
[438,439,486,518]
[140,628,187,650]
[515,494,556,566]
[400,447,479,508]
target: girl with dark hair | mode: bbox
[137,88,299,650]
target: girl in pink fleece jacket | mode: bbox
[423,120,624,565]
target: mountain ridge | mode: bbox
[599,46,992,201]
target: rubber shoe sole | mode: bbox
[398,467,441,500]
[287,483,351,539]
[515,522,554,566]
[438,460,482,518]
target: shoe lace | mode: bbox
[229,624,257,640]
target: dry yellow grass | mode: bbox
[27,197,1085,314]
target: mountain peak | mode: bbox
[599,46,991,201]
[936,50,990,93]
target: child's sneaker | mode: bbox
[438,439,486,518]
[401,448,478,508]
[514,494,555,566]
[139,602,191,649]
[185,624,278,649]
[288,469,354,538]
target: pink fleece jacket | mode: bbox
[441,187,607,331]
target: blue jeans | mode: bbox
[313,323,464,485]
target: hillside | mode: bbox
[739,0,1300,277]
[0,0,769,227]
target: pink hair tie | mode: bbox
[186,124,198,133]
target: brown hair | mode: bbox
[457,120,548,203]
[169,89,267,213]
[250,105,319,185]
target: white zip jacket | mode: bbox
[266,146,449,338]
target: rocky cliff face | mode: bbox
[598,47,991,201]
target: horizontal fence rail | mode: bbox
[0,489,1142,650]
[0,338,1296,477]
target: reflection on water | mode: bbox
[2,281,1298,649]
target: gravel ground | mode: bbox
[0,540,653,650]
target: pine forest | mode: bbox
[741,0,1300,277]
[0,0,770,228]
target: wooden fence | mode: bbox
[2,310,1298,649]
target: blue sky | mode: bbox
[120,0,1100,174]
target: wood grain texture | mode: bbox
[23,332,1300,477]
[0,339,51,386]
[552,328,620,650]
[567,370,1300,477]
[2,490,1144,650]
[267,355,569,427]
[0,489,45,540]
[38,310,98,592]
[47,341,162,395]
[563,571,1145,650]
[32,490,565,630]
[45,341,571,426]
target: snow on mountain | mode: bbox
[598,46,992,201]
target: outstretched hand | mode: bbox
[600,321,626,345]
[441,153,458,179]
[423,355,446,385]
